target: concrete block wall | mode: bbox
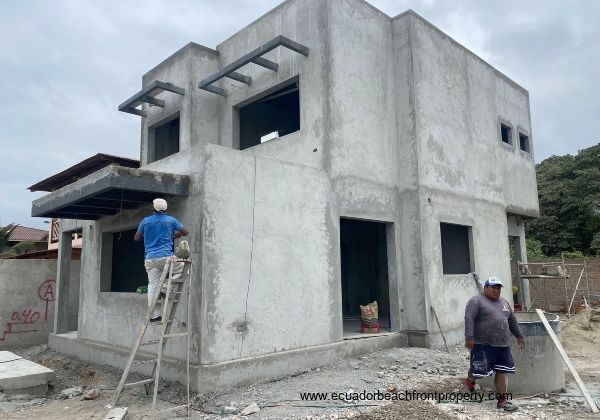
[527,258,600,311]
[0,259,80,348]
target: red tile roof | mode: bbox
[7,225,48,242]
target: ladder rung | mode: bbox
[133,358,157,365]
[157,299,179,303]
[154,404,189,414]
[124,378,154,387]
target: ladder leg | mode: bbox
[113,261,171,406]
[151,260,175,413]
[186,262,191,417]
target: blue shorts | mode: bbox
[470,344,515,377]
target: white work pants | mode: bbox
[144,257,184,318]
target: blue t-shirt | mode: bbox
[137,213,184,259]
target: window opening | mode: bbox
[238,83,300,150]
[440,222,473,274]
[100,229,146,292]
[519,132,530,153]
[340,218,390,337]
[149,117,179,162]
[500,123,512,145]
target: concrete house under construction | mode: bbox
[31,0,539,391]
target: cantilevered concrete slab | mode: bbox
[0,351,54,394]
[31,165,189,220]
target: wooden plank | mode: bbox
[535,309,599,413]
[567,268,585,314]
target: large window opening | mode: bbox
[149,116,180,162]
[238,82,300,150]
[100,229,146,292]
[340,218,390,337]
[440,222,473,275]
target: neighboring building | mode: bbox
[5,225,49,253]
[30,0,538,391]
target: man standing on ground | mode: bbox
[134,198,188,322]
[464,276,525,412]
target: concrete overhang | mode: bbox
[31,165,190,220]
[506,207,540,219]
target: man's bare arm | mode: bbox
[174,228,189,239]
[134,231,143,241]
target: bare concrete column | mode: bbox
[54,231,72,333]
[519,233,532,310]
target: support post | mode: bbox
[54,231,72,333]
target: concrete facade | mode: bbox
[37,0,538,389]
[0,260,80,348]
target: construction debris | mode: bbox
[240,402,260,415]
[82,388,100,400]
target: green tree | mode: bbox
[526,238,547,260]
[526,143,600,256]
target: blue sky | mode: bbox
[1,0,598,229]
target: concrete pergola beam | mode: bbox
[198,35,309,96]
[118,80,185,117]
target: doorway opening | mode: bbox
[340,218,390,338]
[509,235,523,309]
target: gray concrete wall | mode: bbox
[141,43,220,165]
[200,145,336,363]
[215,0,328,169]
[0,259,80,348]
[407,13,538,345]
[76,202,199,363]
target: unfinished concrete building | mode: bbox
[31,0,539,391]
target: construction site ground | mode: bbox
[1,310,599,419]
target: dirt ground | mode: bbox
[1,311,599,419]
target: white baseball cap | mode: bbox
[153,198,167,212]
[484,277,504,287]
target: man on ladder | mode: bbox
[112,198,192,416]
[134,198,188,322]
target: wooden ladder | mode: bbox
[113,258,192,417]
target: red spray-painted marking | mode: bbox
[0,279,55,343]
[38,279,56,321]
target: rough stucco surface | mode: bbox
[201,146,334,364]
[0,260,79,348]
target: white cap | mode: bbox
[484,276,504,287]
[153,198,167,212]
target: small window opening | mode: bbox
[440,223,473,275]
[500,123,512,145]
[149,117,179,162]
[340,218,391,337]
[100,229,146,292]
[519,132,530,152]
[239,83,300,150]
